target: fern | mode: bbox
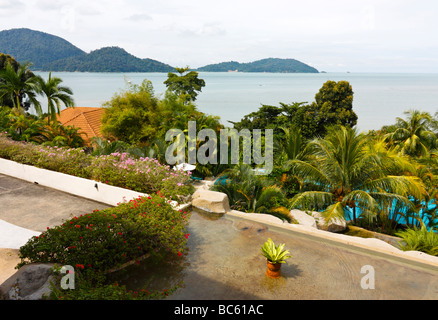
[396,226,438,256]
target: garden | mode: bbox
[1,54,438,300]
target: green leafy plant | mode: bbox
[396,225,438,256]
[17,193,191,299]
[260,238,292,264]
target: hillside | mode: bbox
[0,28,174,72]
[0,28,85,69]
[197,58,319,73]
[46,46,175,72]
[1,28,318,73]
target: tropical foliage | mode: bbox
[0,62,41,112]
[0,133,193,200]
[383,109,437,157]
[232,80,358,139]
[101,78,220,146]
[288,126,425,227]
[396,225,438,256]
[211,164,291,221]
[37,72,74,124]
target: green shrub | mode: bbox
[17,193,190,299]
[35,145,91,178]
[396,225,438,256]
[18,193,190,270]
[47,272,178,300]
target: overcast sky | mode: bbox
[1,0,437,73]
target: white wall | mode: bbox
[0,158,150,207]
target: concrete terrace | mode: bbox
[0,173,437,299]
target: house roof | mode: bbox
[56,107,105,144]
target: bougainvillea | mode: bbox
[0,133,193,199]
[17,192,191,299]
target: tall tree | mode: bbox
[101,79,163,144]
[36,72,75,124]
[164,67,205,104]
[312,80,358,135]
[0,62,41,113]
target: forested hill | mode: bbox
[1,28,318,73]
[0,28,85,69]
[0,28,175,72]
[196,58,319,73]
[46,46,175,72]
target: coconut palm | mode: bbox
[36,72,75,124]
[277,125,309,162]
[0,62,41,113]
[275,125,310,197]
[384,109,436,157]
[289,126,425,225]
[41,122,85,148]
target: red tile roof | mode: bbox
[56,107,105,144]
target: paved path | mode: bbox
[0,174,110,283]
[0,173,110,248]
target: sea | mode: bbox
[34,72,438,132]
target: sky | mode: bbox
[1,0,438,73]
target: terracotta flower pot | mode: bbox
[266,260,282,278]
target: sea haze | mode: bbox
[34,72,438,132]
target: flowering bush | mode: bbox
[18,193,190,270]
[88,152,193,199]
[17,193,191,299]
[0,133,193,198]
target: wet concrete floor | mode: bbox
[117,210,438,300]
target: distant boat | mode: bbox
[228,70,239,73]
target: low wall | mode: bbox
[0,158,187,211]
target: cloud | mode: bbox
[0,0,24,15]
[126,13,153,21]
[178,23,227,38]
[0,0,23,8]
[1,0,437,72]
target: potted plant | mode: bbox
[260,238,292,278]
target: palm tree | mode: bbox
[275,125,310,197]
[41,122,85,148]
[0,62,41,113]
[37,72,75,124]
[277,125,308,162]
[384,109,436,157]
[90,137,128,156]
[289,126,425,225]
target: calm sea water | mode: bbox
[35,72,438,131]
